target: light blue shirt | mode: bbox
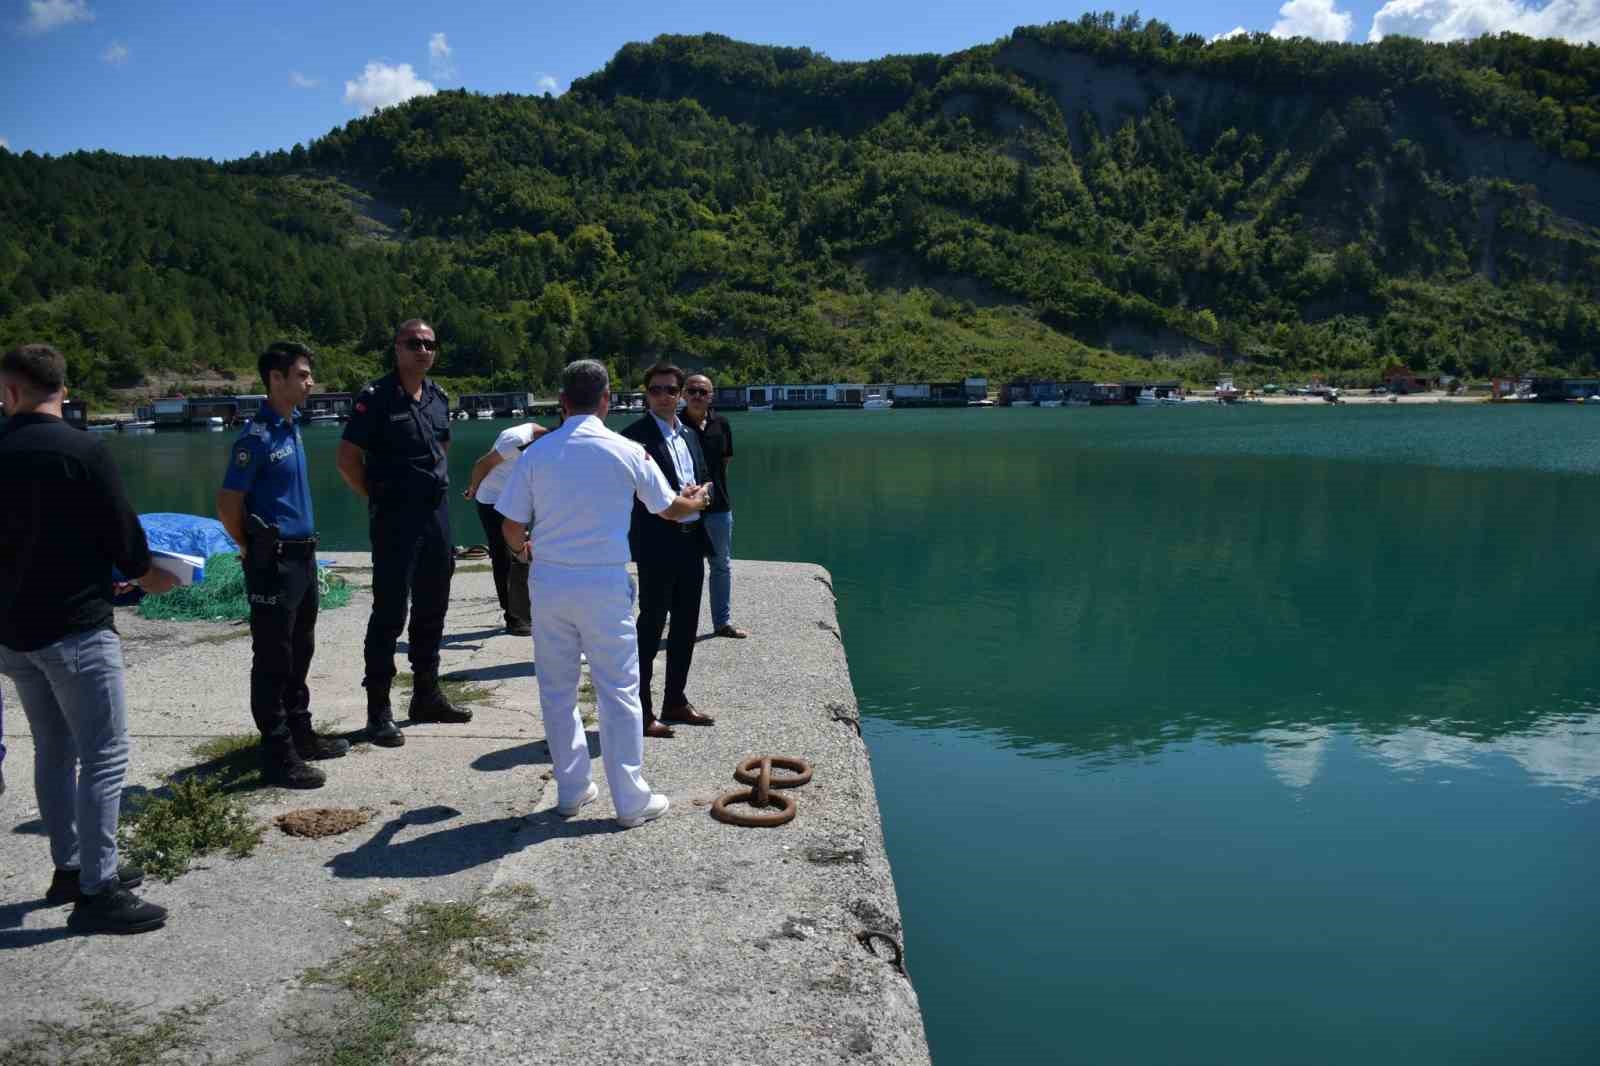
[650,412,701,524]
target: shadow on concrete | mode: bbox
[0,899,78,949]
[444,661,536,683]
[396,628,505,657]
[469,730,600,772]
[325,802,621,879]
[11,818,46,836]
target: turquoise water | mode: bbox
[106,406,1600,1065]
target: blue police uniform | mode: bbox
[222,408,324,761]
[342,371,467,728]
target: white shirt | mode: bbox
[650,412,701,524]
[495,415,677,567]
[474,422,541,506]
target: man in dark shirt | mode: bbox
[217,342,348,790]
[335,319,470,747]
[0,344,175,934]
[682,373,749,639]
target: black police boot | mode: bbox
[289,716,350,761]
[366,683,405,748]
[261,740,326,789]
[409,671,473,724]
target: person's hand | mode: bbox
[136,567,180,596]
[687,483,711,510]
[514,539,531,563]
[462,486,476,500]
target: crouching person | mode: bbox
[0,344,174,933]
[216,342,347,789]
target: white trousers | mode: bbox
[530,562,652,818]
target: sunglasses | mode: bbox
[684,387,711,397]
[403,337,438,352]
[647,384,681,396]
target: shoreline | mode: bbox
[0,557,930,1064]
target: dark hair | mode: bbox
[259,341,314,387]
[394,318,431,342]
[561,359,609,411]
[0,343,67,395]
[643,361,685,389]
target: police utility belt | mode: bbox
[248,515,319,560]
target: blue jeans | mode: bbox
[0,628,130,893]
[704,510,734,629]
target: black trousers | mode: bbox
[636,532,706,715]
[476,501,526,625]
[364,497,453,687]
[245,553,319,751]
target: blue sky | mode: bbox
[4,0,1596,160]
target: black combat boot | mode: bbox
[409,671,473,724]
[289,716,350,761]
[261,740,326,789]
[366,682,405,748]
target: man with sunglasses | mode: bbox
[337,320,471,747]
[681,373,749,640]
[621,362,717,737]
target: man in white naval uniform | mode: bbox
[495,360,710,827]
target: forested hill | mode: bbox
[3,15,1598,403]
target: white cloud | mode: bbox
[1210,26,1251,41]
[1271,0,1355,40]
[22,0,92,34]
[100,40,128,65]
[344,61,436,113]
[429,31,455,80]
[289,71,319,89]
[1369,0,1600,42]
[535,72,559,95]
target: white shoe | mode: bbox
[557,782,599,817]
[616,793,668,828]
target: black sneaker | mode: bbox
[67,883,168,935]
[45,864,146,906]
[506,619,532,637]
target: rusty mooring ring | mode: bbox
[732,755,812,790]
[710,788,797,827]
[711,755,814,827]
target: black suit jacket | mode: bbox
[621,414,713,564]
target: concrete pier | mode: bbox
[0,557,930,1065]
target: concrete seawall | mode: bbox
[0,557,931,1065]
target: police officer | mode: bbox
[216,341,348,788]
[494,359,709,827]
[336,319,470,747]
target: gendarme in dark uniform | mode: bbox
[339,320,470,744]
[219,341,347,788]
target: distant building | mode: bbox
[1529,377,1600,402]
[61,399,88,428]
[713,386,748,409]
[964,377,989,401]
[1383,367,1439,394]
[458,391,533,417]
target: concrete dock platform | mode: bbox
[0,557,929,1065]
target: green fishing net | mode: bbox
[137,552,353,622]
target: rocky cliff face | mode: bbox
[994,40,1600,231]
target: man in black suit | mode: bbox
[622,362,717,738]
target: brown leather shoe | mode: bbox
[661,701,716,726]
[715,624,749,639]
[643,714,676,739]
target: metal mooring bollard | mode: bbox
[710,755,813,827]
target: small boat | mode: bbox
[1037,399,1063,408]
[87,423,116,432]
[748,404,775,412]
[473,409,494,419]
[1160,394,1189,406]
[120,419,156,430]
[1214,378,1245,404]
[307,412,340,423]
[1136,388,1160,406]
[967,398,996,408]
[203,416,226,430]
[861,398,894,410]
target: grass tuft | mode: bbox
[296,890,538,1064]
[119,774,264,882]
[3,996,219,1066]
